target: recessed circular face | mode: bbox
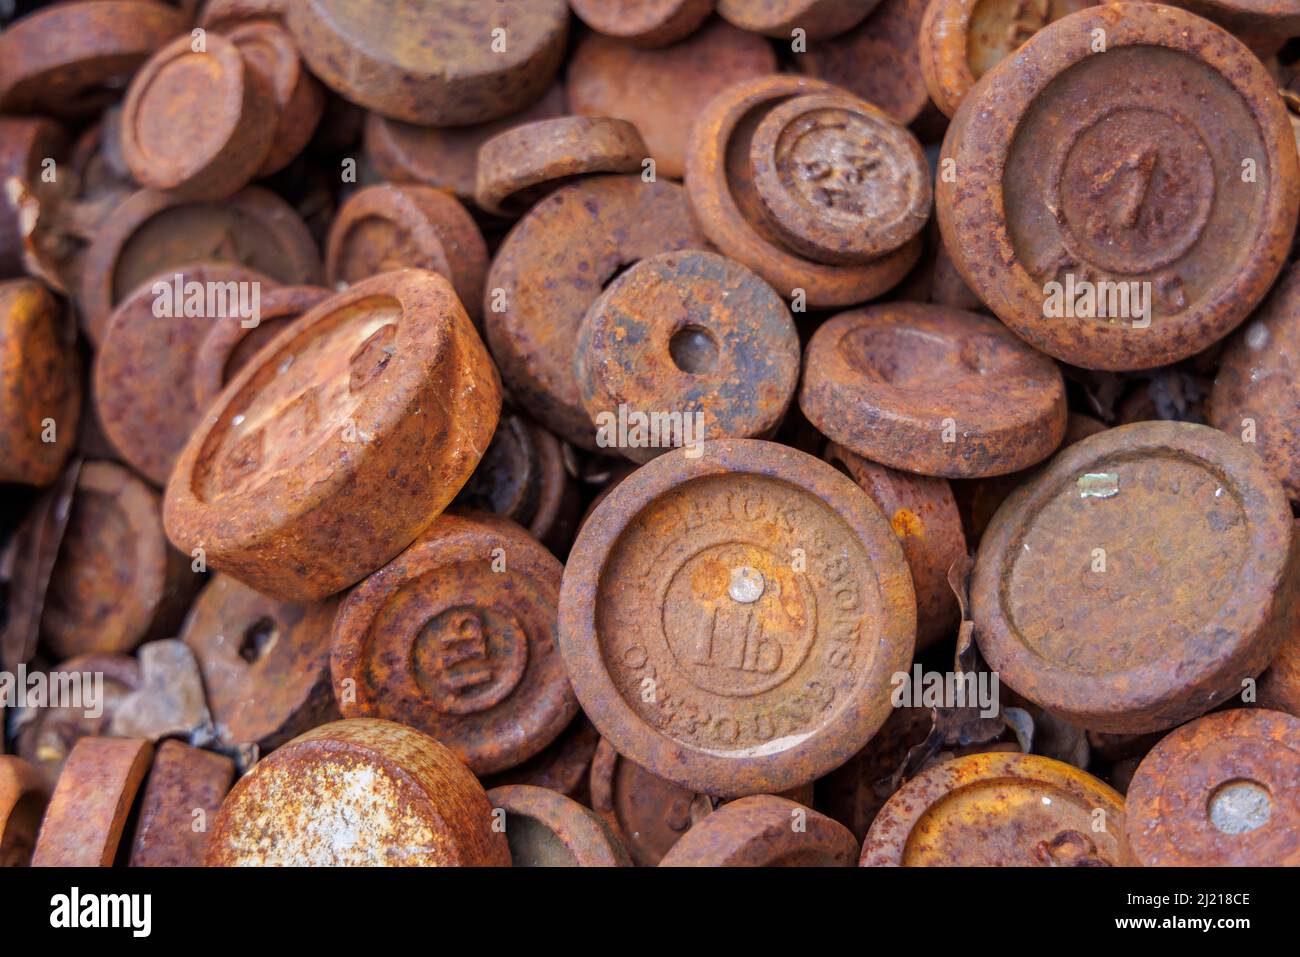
[973,421,1298,733]
[919,0,1095,117]
[164,269,501,601]
[41,463,182,659]
[749,93,930,264]
[861,752,1127,865]
[796,0,931,126]
[686,75,922,308]
[287,0,569,126]
[484,175,708,450]
[325,185,486,323]
[660,794,860,866]
[937,4,1300,371]
[182,575,338,751]
[486,784,630,867]
[1125,708,1300,866]
[589,737,712,866]
[331,514,577,775]
[0,1,188,119]
[569,0,713,46]
[800,303,1067,478]
[79,188,322,346]
[122,33,275,199]
[205,719,511,866]
[1210,264,1300,501]
[95,262,278,486]
[192,285,331,412]
[559,439,916,796]
[364,84,567,203]
[567,20,777,180]
[717,0,878,38]
[475,117,648,217]
[0,279,81,487]
[576,250,801,464]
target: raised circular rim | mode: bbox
[475,116,647,217]
[162,269,489,582]
[860,751,1126,866]
[936,2,1300,371]
[750,90,932,263]
[972,421,1296,732]
[684,74,922,308]
[486,782,629,866]
[800,302,1067,477]
[1123,707,1300,866]
[330,513,577,775]
[557,438,917,797]
[191,285,331,411]
[659,793,859,866]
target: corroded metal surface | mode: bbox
[121,33,276,199]
[191,285,331,412]
[487,783,630,866]
[0,755,49,867]
[588,736,817,865]
[455,410,579,553]
[1210,262,1300,501]
[332,513,576,775]
[31,736,154,867]
[0,280,80,486]
[918,0,1096,117]
[480,713,600,800]
[861,751,1127,865]
[559,439,916,796]
[796,0,932,125]
[286,0,568,126]
[182,574,339,750]
[228,19,325,177]
[15,654,143,790]
[164,269,501,601]
[42,462,195,658]
[801,302,1067,477]
[128,739,235,867]
[484,175,708,449]
[364,84,568,204]
[686,75,922,308]
[475,117,648,218]
[78,187,321,345]
[0,117,68,278]
[659,794,859,866]
[749,91,930,264]
[205,718,511,866]
[973,421,1299,733]
[1124,708,1300,866]
[567,19,777,180]
[823,445,965,647]
[325,185,487,323]
[718,0,878,37]
[95,262,278,485]
[937,3,1300,370]
[571,0,714,46]
[575,250,801,463]
[0,1,188,119]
